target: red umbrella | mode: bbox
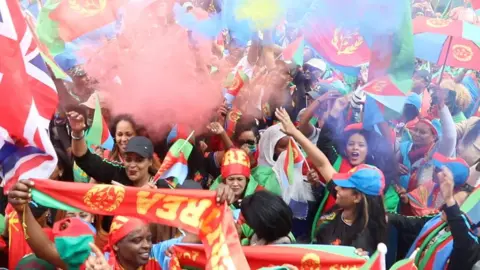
[413,16,480,71]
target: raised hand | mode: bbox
[306,169,321,187]
[275,108,297,136]
[216,183,236,205]
[394,184,409,204]
[7,179,34,213]
[67,111,86,133]
[207,122,225,135]
[85,242,112,270]
[438,166,455,206]
[330,95,349,118]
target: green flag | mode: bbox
[37,0,65,56]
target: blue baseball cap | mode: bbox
[333,164,385,196]
[432,153,470,186]
[406,92,422,110]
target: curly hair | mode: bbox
[108,114,140,161]
[440,79,472,112]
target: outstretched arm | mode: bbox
[275,108,337,182]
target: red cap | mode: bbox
[221,148,251,179]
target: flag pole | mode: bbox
[178,130,195,153]
[409,248,419,259]
[292,138,311,171]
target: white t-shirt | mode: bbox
[233,56,255,79]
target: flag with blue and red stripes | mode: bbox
[0,0,58,192]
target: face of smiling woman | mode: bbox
[114,225,153,269]
[346,133,368,166]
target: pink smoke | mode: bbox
[82,1,227,140]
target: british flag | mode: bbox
[0,0,58,192]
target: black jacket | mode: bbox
[74,150,164,187]
[445,203,480,270]
[388,204,480,270]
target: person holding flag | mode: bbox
[396,153,471,216]
[7,181,188,269]
[275,107,388,254]
[304,96,399,233]
[388,166,478,270]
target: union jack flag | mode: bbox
[0,0,58,192]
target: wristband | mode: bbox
[71,130,85,140]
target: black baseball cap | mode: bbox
[125,136,154,158]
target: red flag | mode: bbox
[472,0,480,10]
[170,244,367,269]
[304,22,370,67]
[31,180,249,269]
[49,0,126,41]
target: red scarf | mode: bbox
[408,144,432,166]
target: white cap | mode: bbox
[306,58,327,72]
[183,1,193,9]
[80,91,109,109]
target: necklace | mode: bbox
[341,213,353,226]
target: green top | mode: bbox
[210,175,259,245]
[210,174,295,245]
[250,165,282,195]
[0,214,4,235]
[452,111,467,123]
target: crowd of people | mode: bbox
[1,0,480,269]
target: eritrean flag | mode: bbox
[166,124,192,145]
[224,107,242,137]
[473,0,480,13]
[389,257,417,270]
[152,139,193,188]
[283,36,304,66]
[169,244,367,269]
[413,17,480,71]
[23,8,70,81]
[223,70,248,107]
[47,0,124,42]
[360,243,387,270]
[460,185,480,226]
[283,138,304,186]
[363,0,415,129]
[36,0,122,59]
[85,94,114,151]
[28,180,249,269]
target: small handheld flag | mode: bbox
[85,93,114,151]
[223,71,248,107]
[360,243,387,270]
[151,132,195,187]
[283,36,304,66]
[284,138,305,185]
